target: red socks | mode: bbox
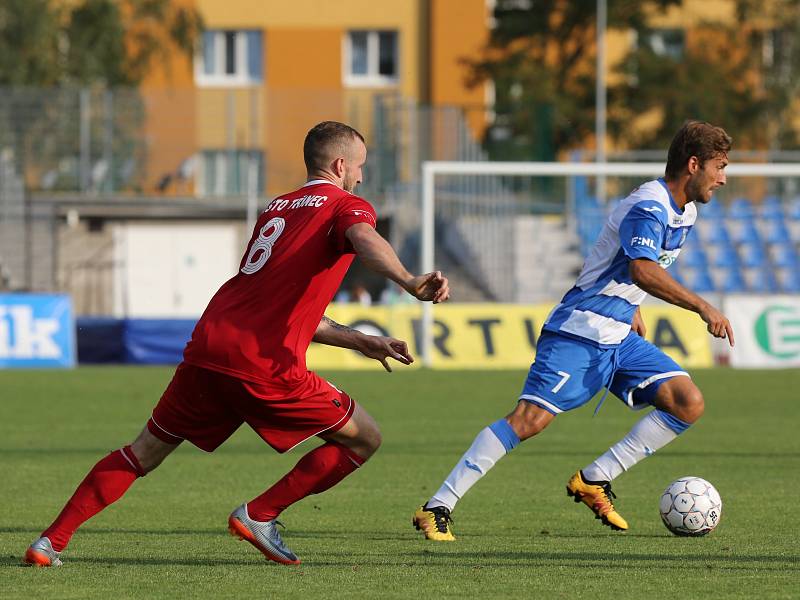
[42,446,146,551]
[247,442,365,522]
[40,442,364,549]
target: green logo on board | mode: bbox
[754,306,800,358]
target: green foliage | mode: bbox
[0,0,203,86]
[0,1,202,191]
[1,367,798,598]
[0,0,61,86]
[477,0,800,156]
[476,0,679,159]
[609,32,769,149]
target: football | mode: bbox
[659,476,723,536]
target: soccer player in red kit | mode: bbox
[24,121,450,567]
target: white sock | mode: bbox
[582,410,689,482]
[427,421,518,511]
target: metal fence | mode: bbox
[0,86,509,308]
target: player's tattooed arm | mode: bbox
[320,315,355,334]
[314,315,414,372]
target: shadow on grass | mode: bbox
[0,526,411,542]
[1,556,31,569]
[3,447,799,460]
[310,549,800,571]
[4,549,797,571]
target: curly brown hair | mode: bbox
[665,121,732,179]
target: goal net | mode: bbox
[414,160,800,365]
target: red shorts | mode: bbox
[148,363,355,453]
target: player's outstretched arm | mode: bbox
[313,316,413,372]
[630,258,734,346]
[346,223,450,303]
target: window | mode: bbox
[196,30,262,86]
[344,31,398,86]
[198,150,264,197]
[764,29,793,84]
[647,29,684,60]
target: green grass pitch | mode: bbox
[2,366,799,598]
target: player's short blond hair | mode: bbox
[665,121,732,178]
[304,121,365,172]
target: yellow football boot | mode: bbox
[412,504,455,541]
[566,470,629,531]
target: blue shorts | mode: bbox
[519,331,689,414]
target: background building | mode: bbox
[141,0,491,198]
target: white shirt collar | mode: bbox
[304,178,338,188]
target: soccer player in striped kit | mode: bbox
[414,120,734,540]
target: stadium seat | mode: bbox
[764,220,792,244]
[710,242,739,268]
[759,196,784,220]
[730,220,761,245]
[690,268,716,293]
[727,197,755,220]
[739,242,767,267]
[680,245,708,268]
[720,266,747,293]
[778,267,800,293]
[704,221,731,244]
[771,242,799,268]
[789,197,800,220]
[788,220,800,240]
[702,199,724,218]
[747,267,778,293]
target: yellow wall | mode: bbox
[430,0,489,137]
[265,28,346,192]
[646,0,737,27]
[196,0,423,99]
[139,0,491,193]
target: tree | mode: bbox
[0,0,61,86]
[472,0,679,160]
[733,0,800,149]
[473,0,800,158]
[0,0,203,191]
[0,0,202,86]
[610,1,800,150]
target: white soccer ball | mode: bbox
[659,476,722,536]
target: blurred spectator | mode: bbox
[335,282,372,306]
[379,282,416,305]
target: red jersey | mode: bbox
[183,180,377,398]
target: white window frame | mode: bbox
[197,150,263,198]
[195,30,261,87]
[343,30,399,87]
[647,28,685,60]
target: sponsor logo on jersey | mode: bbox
[631,236,656,249]
[658,253,677,267]
[351,209,376,224]
[642,206,663,213]
[267,194,328,211]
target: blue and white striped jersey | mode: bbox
[543,178,696,347]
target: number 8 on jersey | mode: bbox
[241,217,286,275]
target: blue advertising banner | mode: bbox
[0,294,75,368]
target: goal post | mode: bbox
[419,160,800,367]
